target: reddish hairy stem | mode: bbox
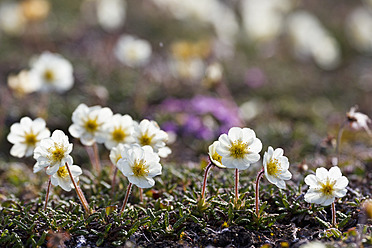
[92,142,101,174]
[201,163,213,200]
[111,166,118,196]
[331,201,337,227]
[65,163,90,214]
[120,183,133,215]
[235,169,239,205]
[43,176,52,211]
[255,168,265,217]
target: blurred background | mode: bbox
[1,0,372,175]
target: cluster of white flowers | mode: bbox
[8,51,74,95]
[209,126,292,189]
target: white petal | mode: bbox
[280,170,292,180]
[244,153,260,164]
[275,179,286,189]
[273,148,284,157]
[333,188,347,198]
[249,138,262,153]
[228,127,243,141]
[315,167,329,180]
[304,174,318,187]
[321,197,335,206]
[334,176,348,189]
[328,166,342,180]
[10,143,27,158]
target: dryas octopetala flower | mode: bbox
[7,70,41,96]
[51,164,82,191]
[103,114,135,150]
[346,106,371,134]
[69,103,113,146]
[133,119,171,158]
[208,141,225,168]
[7,117,50,158]
[29,51,74,93]
[109,143,127,166]
[117,144,162,188]
[113,34,152,68]
[304,166,348,206]
[33,130,73,175]
[263,146,292,189]
[216,127,262,170]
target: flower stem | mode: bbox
[43,176,52,211]
[235,169,239,205]
[255,168,265,218]
[335,121,346,164]
[201,162,213,200]
[65,163,91,214]
[111,166,118,196]
[120,182,133,215]
[93,142,101,174]
[331,201,337,227]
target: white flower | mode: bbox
[216,127,262,170]
[133,119,171,158]
[304,166,348,206]
[96,0,126,31]
[103,114,135,150]
[7,117,50,158]
[300,241,326,248]
[117,144,162,188]
[7,70,41,96]
[51,164,82,191]
[113,35,152,68]
[346,7,372,53]
[29,51,74,93]
[263,146,292,189]
[208,141,225,168]
[109,143,127,166]
[346,106,371,134]
[33,130,73,175]
[69,103,113,146]
[0,2,26,36]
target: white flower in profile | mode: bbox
[96,0,126,31]
[346,106,371,135]
[109,143,127,166]
[33,130,73,175]
[29,51,74,93]
[208,141,225,168]
[7,70,41,96]
[133,119,171,158]
[103,114,134,150]
[69,103,113,146]
[117,144,162,188]
[304,166,348,206]
[51,164,82,191]
[263,146,292,189]
[113,34,152,68]
[216,127,262,170]
[7,117,50,158]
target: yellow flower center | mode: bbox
[266,158,280,176]
[47,143,65,163]
[84,118,99,133]
[212,151,222,164]
[229,140,248,159]
[24,132,37,146]
[44,69,55,82]
[132,160,148,177]
[57,165,69,178]
[320,179,336,196]
[112,128,127,142]
[139,133,153,146]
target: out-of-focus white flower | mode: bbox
[7,117,50,158]
[51,164,82,191]
[263,146,292,189]
[69,103,113,146]
[241,0,293,43]
[304,166,348,206]
[208,141,225,168]
[96,0,126,31]
[103,114,134,150]
[286,11,341,70]
[170,58,205,81]
[133,119,171,158]
[300,241,326,248]
[29,51,74,93]
[346,106,371,135]
[216,127,262,170]
[7,70,41,96]
[203,62,223,87]
[117,144,162,188]
[109,143,127,165]
[114,35,152,68]
[346,7,372,53]
[33,130,73,175]
[0,2,26,36]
